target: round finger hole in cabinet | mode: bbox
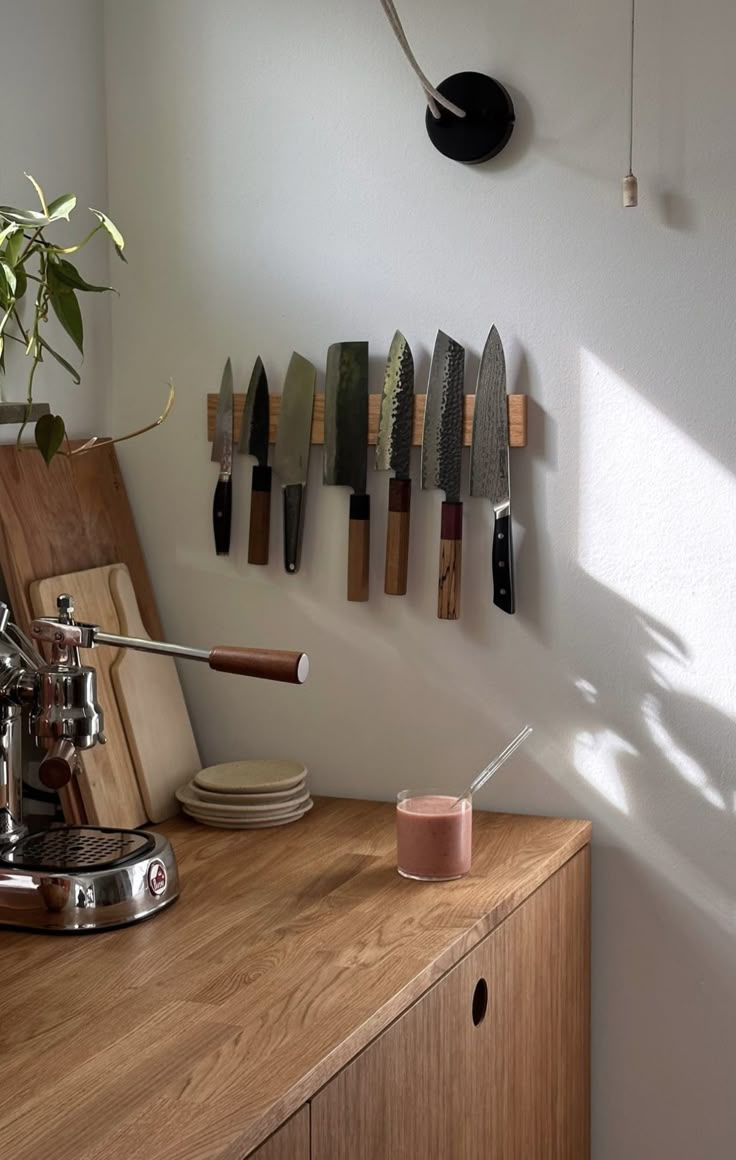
[472,977,489,1026]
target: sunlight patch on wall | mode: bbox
[573,730,633,814]
[578,350,736,730]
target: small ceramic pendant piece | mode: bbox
[622,173,638,208]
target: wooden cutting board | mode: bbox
[0,440,163,824]
[30,565,147,830]
[109,564,201,822]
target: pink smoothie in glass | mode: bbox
[396,793,472,880]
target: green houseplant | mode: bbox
[0,173,171,463]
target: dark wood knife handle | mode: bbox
[283,483,306,574]
[248,465,271,565]
[385,478,411,596]
[348,493,370,602]
[213,475,232,556]
[438,501,462,620]
[492,511,515,614]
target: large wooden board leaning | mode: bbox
[0,440,163,824]
[30,565,147,830]
[109,564,201,823]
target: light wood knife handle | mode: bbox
[438,501,462,620]
[384,478,411,596]
[348,493,370,602]
[248,465,271,565]
[209,647,309,683]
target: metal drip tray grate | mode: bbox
[0,826,155,873]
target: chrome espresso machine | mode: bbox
[0,594,309,933]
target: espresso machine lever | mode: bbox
[0,593,310,933]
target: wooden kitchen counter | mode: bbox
[0,798,591,1160]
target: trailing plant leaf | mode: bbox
[34,412,66,465]
[0,222,19,248]
[13,263,26,301]
[38,336,81,384]
[5,229,23,267]
[52,257,113,294]
[25,172,49,215]
[46,193,77,222]
[90,208,126,261]
[48,280,84,355]
[0,261,16,296]
[0,206,49,227]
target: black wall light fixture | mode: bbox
[379,0,515,165]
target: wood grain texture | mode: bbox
[246,1109,309,1159]
[347,514,370,602]
[312,849,590,1160]
[384,478,411,595]
[30,565,147,829]
[247,485,271,565]
[109,565,201,823]
[438,501,463,620]
[207,393,528,448]
[208,646,306,682]
[0,799,590,1160]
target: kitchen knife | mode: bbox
[470,325,515,614]
[324,342,370,601]
[211,358,234,556]
[376,331,414,596]
[272,352,316,574]
[421,330,465,620]
[238,356,271,565]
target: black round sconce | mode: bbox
[425,72,515,164]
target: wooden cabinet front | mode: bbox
[247,1108,309,1159]
[311,848,589,1159]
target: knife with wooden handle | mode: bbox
[238,356,271,565]
[211,359,234,556]
[470,325,515,614]
[421,331,465,619]
[376,331,414,595]
[324,342,370,601]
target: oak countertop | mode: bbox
[0,798,590,1160]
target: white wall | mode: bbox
[104,2,736,1157]
[0,0,110,437]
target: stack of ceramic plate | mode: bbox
[176,760,312,829]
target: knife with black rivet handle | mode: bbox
[238,356,271,565]
[211,358,234,556]
[421,331,465,620]
[272,352,316,574]
[376,331,414,596]
[470,325,515,613]
[324,342,370,601]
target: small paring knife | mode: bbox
[211,358,234,556]
[324,342,370,602]
[470,325,515,614]
[376,331,414,596]
[239,357,271,565]
[272,353,316,574]
[421,330,465,620]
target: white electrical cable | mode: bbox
[379,0,466,120]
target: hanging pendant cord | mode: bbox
[627,0,636,175]
[378,0,466,120]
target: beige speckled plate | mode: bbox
[182,799,313,829]
[176,781,310,816]
[194,760,306,795]
[187,781,306,807]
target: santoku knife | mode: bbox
[421,330,465,620]
[324,342,370,601]
[376,331,414,596]
[238,356,271,565]
[470,325,515,613]
[272,352,316,574]
[211,358,234,556]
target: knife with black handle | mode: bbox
[211,358,234,556]
[238,356,271,565]
[324,342,370,601]
[470,325,516,614]
[273,352,316,574]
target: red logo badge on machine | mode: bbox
[147,860,168,896]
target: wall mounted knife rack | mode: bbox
[206,393,528,448]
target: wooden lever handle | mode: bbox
[208,647,309,683]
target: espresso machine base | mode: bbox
[0,826,179,933]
